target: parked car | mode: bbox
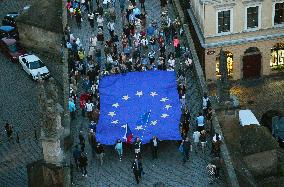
[272,116,284,147]
[2,12,19,27]
[0,37,25,62]
[239,109,260,126]
[0,26,19,40]
[19,54,50,80]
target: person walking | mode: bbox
[75,11,82,29]
[68,98,76,120]
[115,139,123,161]
[196,112,205,132]
[79,131,86,152]
[85,100,94,120]
[192,129,200,153]
[207,162,217,184]
[150,136,159,159]
[88,12,95,29]
[182,137,192,164]
[4,123,13,141]
[202,93,211,116]
[133,137,142,159]
[88,129,97,157]
[132,158,143,184]
[200,130,207,154]
[139,0,145,12]
[212,133,222,157]
[119,0,126,13]
[206,106,213,134]
[79,152,88,177]
[73,145,81,170]
[95,142,105,166]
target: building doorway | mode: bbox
[242,47,262,79]
[215,51,233,78]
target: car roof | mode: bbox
[6,12,19,18]
[22,54,40,63]
[1,38,16,45]
[0,26,15,32]
[239,109,260,126]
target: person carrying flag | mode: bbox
[123,123,133,143]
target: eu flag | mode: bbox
[96,71,182,145]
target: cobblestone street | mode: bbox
[230,76,284,119]
[0,1,42,187]
[68,0,223,186]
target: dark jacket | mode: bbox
[134,141,142,150]
[95,145,104,154]
[79,134,85,145]
[132,160,142,173]
[200,133,206,143]
[73,149,81,159]
[78,154,88,167]
[182,140,191,151]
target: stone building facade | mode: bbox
[187,0,284,81]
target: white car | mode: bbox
[19,54,50,80]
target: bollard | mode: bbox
[16,133,20,143]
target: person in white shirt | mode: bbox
[168,56,175,68]
[97,15,104,30]
[212,133,222,143]
[202,93,210,115]
[107,21,115,37]
[85,100,94,120]
[89,36,97,47]
[192,130,201,153]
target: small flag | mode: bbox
[123,124,133,144]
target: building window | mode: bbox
[274,2,284,25]
[270,43,284,70]
[218,10,231,33]
[216,51,234,77]
[247,6,259,29]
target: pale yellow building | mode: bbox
[187,0,284,80]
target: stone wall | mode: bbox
[173,0,240,186]
[17,22,62,54]
[27,160,70,187]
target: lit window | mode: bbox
[274,2,284,25]
[270,43,284,70]
[218,10,231,33]
[216,52,233,77]
[247,6,259,29]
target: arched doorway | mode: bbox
[242,47,262,79]
[215,51,234,78]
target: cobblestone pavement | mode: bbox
[229,76,284,120]
[0,1,64,187]
[69,0,224,186]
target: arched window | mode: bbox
[216,51,233,77]
[270,43,284,70]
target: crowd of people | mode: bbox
[65,0,222,184]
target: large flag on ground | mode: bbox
[96,71,182,145]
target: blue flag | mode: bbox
[96,71,182,145]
